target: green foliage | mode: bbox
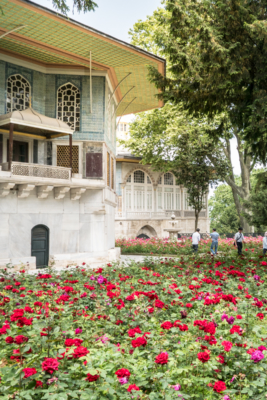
[243,169,267,230]
[147,0,267,163]
[209,184,240,234]
[51,0,97,14]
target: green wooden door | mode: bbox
[31,225,49,268]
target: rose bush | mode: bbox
[116,236,264,255]
[0,250,267,399]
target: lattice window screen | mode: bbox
[107,152,110,186]
[57,145,79,173]
[7,75,30,113]
[57,83,80,131]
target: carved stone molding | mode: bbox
[70,188,86,201]
[54,186,70,200]
[37,185,54,199]
[18,184,35,199]
[0,183,15,198]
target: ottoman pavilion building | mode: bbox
[0,0,165,269]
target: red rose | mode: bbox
[86,373,100,382]
[155,352,168,364]
[221,341,233,352]
[65,339,75,347]
[116,320,123,325]
[42,358,59,374]
[115,368,131,378]
[148,307,154,313]
[72,346,89,358]
[128,327,142,337]
[5,336,14,344]
[160,321,173,330]
[179,324,188,331]
[197,352,210,363]
[35,381,43,388]
[213,381,226,393]
[14,335,29,344]
[155,299,165,308]
[132,336,147,348]
[257,313,264,320]
[127,384,140,392]
[230,325,242,335]
[23,368,37,378]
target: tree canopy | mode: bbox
[146,0,267,163]
[51,0,97,15]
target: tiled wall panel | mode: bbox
[0,62,111,145]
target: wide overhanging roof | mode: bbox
[0,0,166,116]
[0,107,74,138]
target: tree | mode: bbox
[147,0,267,163]
[209,184,240,235]
[243,169,267,231]
[121,103,229,230]
[51,0,97,15]
[129,4,260,231]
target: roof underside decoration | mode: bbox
[0,0,165,116]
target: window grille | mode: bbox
[107,152,110,187]
[147,176,151,184]
[57,83,80,131]
[134,187,145,210]
[126,190,131,209]
[147,188,152,210]
[126,175,131,183]
[158,176,162,184]
[57,145,79,173]
[164,192,173,209]
[164,172,174,185]
[175,191,181,210]
[7,74,30,113]
[134,170,145,183]
[117,196,122,211]
[184,192,194,211]
[111,157,114,189]
[157,188,162,209]
[124,124,127,131]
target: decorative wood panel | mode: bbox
[107,152,110,187]
[57,145,79,173]
[86,153,102,178]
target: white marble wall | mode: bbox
[0,187,117,268]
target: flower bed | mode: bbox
[1,253,267,399]
[116,236,264,255]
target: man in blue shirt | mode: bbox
[209,228,220,256]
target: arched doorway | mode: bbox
[31,225,49,268]
[136,225,157,238]
[137,233,150,239]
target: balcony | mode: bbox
[1,162,71,180]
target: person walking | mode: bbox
[192,228,201,254]
[209,228,219,256]
[263,232,267,255]
[234,227,245,255]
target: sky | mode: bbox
[35,0,162,42]
[35,0,241,178]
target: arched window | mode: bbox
[157,172,181,211]
[125,170,153,211]
[57,83,80,131]
[7,74,31,113]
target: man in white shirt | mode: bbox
[234,227,245,255]
[192,228,201,254]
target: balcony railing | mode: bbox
[1,162,71,180]
[115,210,206,219]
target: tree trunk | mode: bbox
[195,210,199,231]
[221,132,252,232]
